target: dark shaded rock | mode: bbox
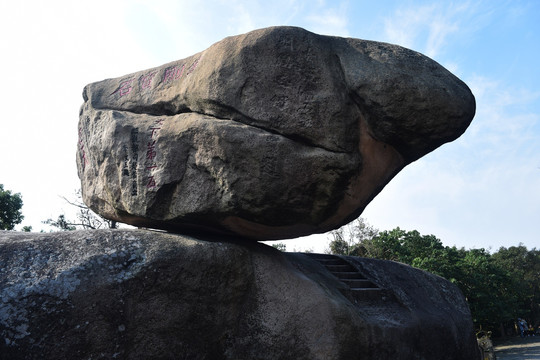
[1,230,479,359]
[78,26,475,240]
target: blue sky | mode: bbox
[0,0,538,252]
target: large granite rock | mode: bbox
[78,26,475,240]
[0,230,479,359]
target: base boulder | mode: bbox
[1,230,479,359]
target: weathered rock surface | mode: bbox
[78,26,475,240]
[1,230,479,359]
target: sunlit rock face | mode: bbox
[77,26,475,240]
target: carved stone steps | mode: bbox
[304,253,387,302]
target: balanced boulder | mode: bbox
[77,26,475,240]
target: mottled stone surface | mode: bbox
[78,26,475,240]
[0,230,479,359]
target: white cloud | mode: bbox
[383,5,436,50]
[305,1,350,36]
[467,75,540,150]
[382,2,477,58]
[425,14,459,58]
[116,0,353,65]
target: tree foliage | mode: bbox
[327,217,378,256]
[271,242,287,252]
[44,214,77,231]
[0,184,24,230]
[44,190,118,231]
[327,218,540,336]
[492,246,540,332]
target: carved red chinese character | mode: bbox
[78,128,88,170]
[139,71,157,90]
[186,57,201,75]
[163,64,185,83]
[146,140,157,160]
[149,127,161,138]
[112,79,134,97]
[147,175,156,188]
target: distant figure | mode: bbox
[518,318,528,338]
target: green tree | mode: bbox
[44,214,77,231]
[360,228,455,271]
[492,245,540,328]
[326,217,378,256]
[271,242,287,252]
[0,184,24,230]
[360,227,406,261]
[44,189,118,231]
[411,245,465,283]
[454,248,517,331]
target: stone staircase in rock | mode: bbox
[305,253,388,302]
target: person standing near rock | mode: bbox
[518,318,528,337]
